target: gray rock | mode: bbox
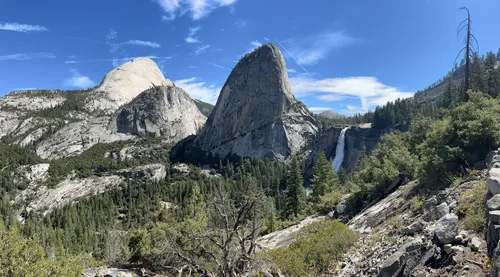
[488,176,500,195]
[111,85,206,143]
[443,244,453,254]
[435,213,459,244]
[454,230,470,245]
[377,238,424,277]
[488,194,500,211]
[491,211,500,223]
[336,194,351,215]
[116,164,166,182]
[194,44,319,161]
[431,202,449,220]
[470,236,481,252]
[423,196,438,214]
[403,221,424,235]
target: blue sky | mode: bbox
[1,0,500,115]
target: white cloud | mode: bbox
[64,70,95,89]
[309,107,332,113]
[162,14,176,21]
[284,31,356,65]
[0,52,55,61]
[175,77,220,104]
[123,40,161,48]
[153,0,237,20]
[194,45,210,55]
[189,26,201,36]
[290,76,414,112]
[185,36,200,43]
[287,69,296,73]
[318,94,345,101]
[251,40,262,48]
[0,22,48,32]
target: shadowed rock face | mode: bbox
[195,43,319,161]
[111,85,206,143]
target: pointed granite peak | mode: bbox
[194,43,318,161]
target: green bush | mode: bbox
[456,181,487,232]
[419,91,500,187]
[268,220,358,277]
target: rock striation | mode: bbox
[111,85,206,142]
[194,44,318,161]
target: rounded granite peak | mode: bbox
[86,57,174,114]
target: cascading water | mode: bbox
[332,127,349,172]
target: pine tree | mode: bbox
[283,158,306,218]
[311,153,339,202]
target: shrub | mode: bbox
[410,196,424,212]
[456,180,487,232]
[268,220,358,277]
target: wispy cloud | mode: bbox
[185,36,200,43]
[185,26,201,43]
[153,0,237,20]
[287,69,297,73]
[175,77,220,104]
[309,107,332,113]
[0,22,48,32]
[188,65,199,69]
[290,76,414,112]
[64,56,172,64]
[208,62,225,69]
[64,69,95,89]
[194,45,210,55]
[234,19,249,29]
[189,26,201,36]
[0,52,55,61]
[283,31,356,65]
[123,40,161,48]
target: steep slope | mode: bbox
[194,43,319,161]
[85,58,174,114]
[111,85,206,142]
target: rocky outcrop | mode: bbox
[35,117,135,159]
[485,149,500,276]
[111,85,206,142]
[86,58,174,114]
[342,125,385,171]
[16,163,167,216]
[194,44,319,161]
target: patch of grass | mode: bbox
[409,196,424,212]
[456,181,487,232]
[268,220,358,277]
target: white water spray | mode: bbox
[332,127,349,172]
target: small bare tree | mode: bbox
[156,179,267,277]
[456,7,479,102]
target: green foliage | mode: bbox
[419,91,500,187]
[347,133,418,213]
[409,196,424,212]
[0,222,84,277]
[283,158,307,219]
[456,181,487,232]
[311,152,339,203]
[268,220,358,277]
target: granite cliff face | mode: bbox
[194,44,319,161]
[342,125,385,171]
[111,85,206,143]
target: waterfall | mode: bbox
[332,127,349,172]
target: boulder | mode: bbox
[403,221,424,235]
[422,196,438,214]
[488,194,500,211]
[470,236,481,252]
[377,238,424,277]
[434,213,458,244]
[430,202,449,220]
